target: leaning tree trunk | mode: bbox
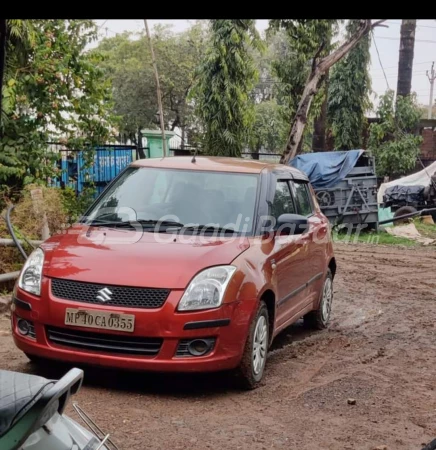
[396,19,416,98]
[282,19,386,165]
[312,70,329,152]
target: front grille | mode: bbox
[46,326,163,356]
[51,278,170,309]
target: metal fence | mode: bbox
[46,143,145,195]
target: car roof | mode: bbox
[131,156,309,181]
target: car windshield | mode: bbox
[83,167,259,234]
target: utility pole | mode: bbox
[427,62,435,120]
[143,19,167,157]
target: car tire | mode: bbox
[25,353,45,365]
[237,301,269,390]
[304,269,333,330]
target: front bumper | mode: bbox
[11,285,256,373]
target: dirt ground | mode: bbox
[1,242,436,450]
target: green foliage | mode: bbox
[339,230,418,247]
[59,186,93,221]
[248,100,288,152]
[269,20,336,58]
[94,23,208,143]
[250,30,286,103]
[368,91,422,177]
[0,20,116,187]
[191,20,263,157]
[267,20,339,151]
[328,20,372,150]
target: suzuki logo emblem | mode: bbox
[96,287,113,303]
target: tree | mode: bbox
[368,90,422,177]
[281,20,386,164]
[250,30,287,104]
[269,23,335,119]
[191,20,263,157]
[327,20,372,150]
[269,20,338,155]
[248,100,287,154]
[397,20,416,98]
[311,70,329,152]
[245,30,291,154]
[0,20,115,188]
[94,23,208,145]
[0,20,36,131]
[0,19,6,128]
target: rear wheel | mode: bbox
[304,269,333,330]
[237,301,269,390]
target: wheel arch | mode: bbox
[259,288,275,345]
[328,257,337,279]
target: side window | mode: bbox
[292,182,313,216]
[271,180,296,219]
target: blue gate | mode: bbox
[50,145,136,195]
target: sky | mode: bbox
[93,19,436,115]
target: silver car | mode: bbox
[0,368,116,450]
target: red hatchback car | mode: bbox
[11,157,335,388]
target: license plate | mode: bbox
[64,308,135,333]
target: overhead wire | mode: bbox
[371,31,390,89]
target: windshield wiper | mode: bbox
[87,219,186,231]
[181,225,236,234]
[135,219,185,228]
[87,220,136,228]
[87,220,235,234]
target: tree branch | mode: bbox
[371,20,388,28]
[282,19,387,165]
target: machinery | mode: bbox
[382,174,436,221]
[290,150,379,230]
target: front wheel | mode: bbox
[304,269,333,329]
[237,301,269,390]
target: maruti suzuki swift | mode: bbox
[11,157,336,389]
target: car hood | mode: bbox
[41,225,250,289]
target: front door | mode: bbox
[269,179,311,328]
[290,181,327,303]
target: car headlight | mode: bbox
[177,265,236,311]
[18,248,44,296]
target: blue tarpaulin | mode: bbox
[289,150,364,189]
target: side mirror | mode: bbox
[276,214,308,235]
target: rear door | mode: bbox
[269,179,311,327]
